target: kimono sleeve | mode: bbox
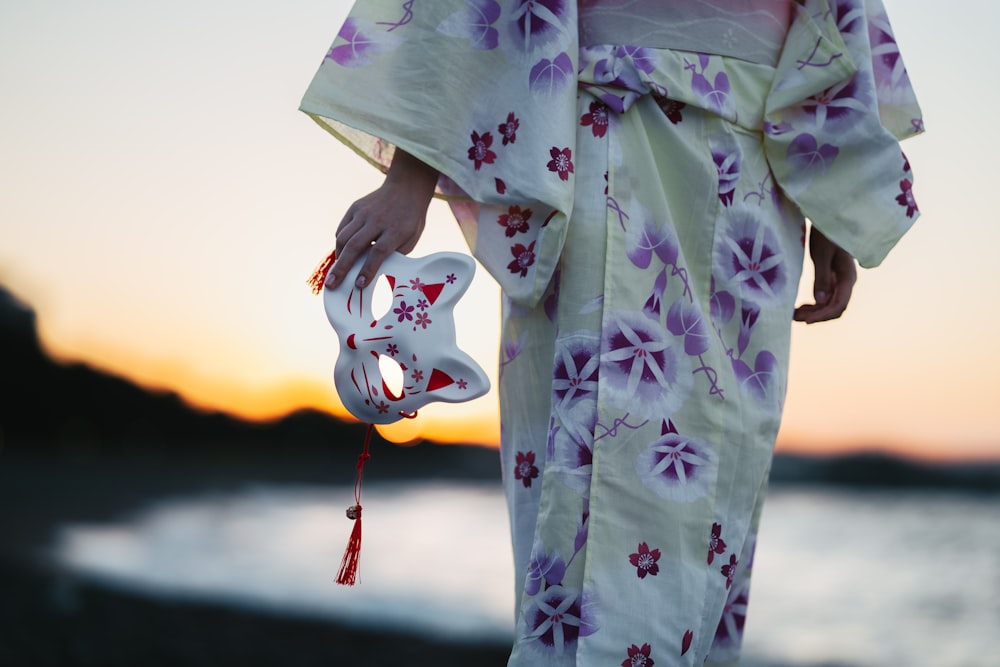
[764,0,924,269]
[299,1,581,306]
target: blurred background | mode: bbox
[1,1,998,665]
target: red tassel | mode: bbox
[336,504,363,586]
[307,249,337,295]
[336,424,374,586]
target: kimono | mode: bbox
[300,1,922,665]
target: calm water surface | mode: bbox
[55,483,1000,667]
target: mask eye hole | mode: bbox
[370,274,394,322]
[378,353,405,399]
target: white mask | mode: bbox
[324,251,490,424]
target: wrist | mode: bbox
[386,149,438,192]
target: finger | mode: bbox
[327,228,379,289]
[354,237,396,288]
[809,228,835,305]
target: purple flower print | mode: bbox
[708,522,727,565]
[511,0,566,50]
[711,580,749,659]
[628,542,661,579]
[709,279,736,326]
[414,312,431,329]
[690,54,732,116]
[445,273,457,284]
[737,303,760,358]
[498,205,533,237]
[715,208,789,305]
[410,368,424,383]
[710,139,741,206]
[731,350,779,404]
[547,146,574,181]
[515,450,540,488]
[869,12,912,96]
[580,101,610,138]
[508,241,536,277]
[616,45,658,74]
[522,585,593,655]
[553,399,596,499]
[498,111,520,145]
[468,130,496,170]
[625,202,679,269]
[525,541,566,596]
[436,0,501,50]
[801,76,868,129]
[666,301,710,356]
[621,642,654,667]
[552,337,600,408]
[601,312,691,418]
[393,300,414,322]
[833,0,865,37]
[896,178,918,217]
[529,52,574,94]
[326,18,401,68]
[637,427,719,503]
[787,133,839,174]
[385,343,399,357]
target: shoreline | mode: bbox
[0,454,512,666]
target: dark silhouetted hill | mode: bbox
[0,285,500,483]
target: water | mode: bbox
[55,483,1000,667]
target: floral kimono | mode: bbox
[300,1,922,665]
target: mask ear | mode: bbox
[323,250,490,424]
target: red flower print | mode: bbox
[896,178,918,218]
[681,630,693,656]
[622,642,654,667]
[497,205,533,237]
[468,130,496,170]
[628,542,661,579]
[498,112,519,145]
[721,554,738,589]
[514,450,539,488]
[707,522,727,565]
[495,177,507,194]
[581,101,610,138]
[507,241,536,277]
[414,312,431,329]
[653,93,685,124]
[547,147,574,181]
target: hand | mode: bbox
[793,226,857,324]
[325,150,438,290]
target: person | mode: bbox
[302,1,922,664]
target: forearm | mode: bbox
[386,148,438,199]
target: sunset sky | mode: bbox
[2,0,997,461]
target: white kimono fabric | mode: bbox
[301,1,922,665]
